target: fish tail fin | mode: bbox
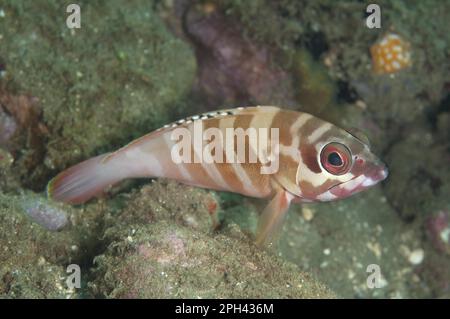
[47,153,126,204]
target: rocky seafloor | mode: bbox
[0,0,449,298]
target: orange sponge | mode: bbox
[370,33,412,74]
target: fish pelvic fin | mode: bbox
[255,190,295,248]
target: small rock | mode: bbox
[19,193,69,231]
[426,210,450,255]
[355,100,367,110]
[302,206,315,221]
[366,241,382,258]
[408,249,424,265]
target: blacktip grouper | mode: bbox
[48,106,388,246]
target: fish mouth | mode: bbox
[362,163,389,187]
[327,163,389,197]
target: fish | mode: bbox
[47,106,388,246]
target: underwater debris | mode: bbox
[407,248,425,265]
[426,210,450,256]
[203,193,220,229]
[370,33,412,75]
[18,193,69,231]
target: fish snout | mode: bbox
[362,162,389,187]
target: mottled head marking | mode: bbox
[294,117,388,202]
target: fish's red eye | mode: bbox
[320,142,352,175]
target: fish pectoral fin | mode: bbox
[255,190,295,248]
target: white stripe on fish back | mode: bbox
[219,116,259,196]
[162,130,194,182]
[307,123,333,144]
[122,136,168,178]
[294,117,332,187]
[290,114,314,146]
[248,109,279,165]
[125,146,165,177]
[277,113,313,176]
[190,121,231,191]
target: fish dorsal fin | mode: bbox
[347,127,371,147]
[155,106,280,132]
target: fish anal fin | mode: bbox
[255,190,295,248]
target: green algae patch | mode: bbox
[0,0,196,188]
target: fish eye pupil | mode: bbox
[328,152,342,166]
